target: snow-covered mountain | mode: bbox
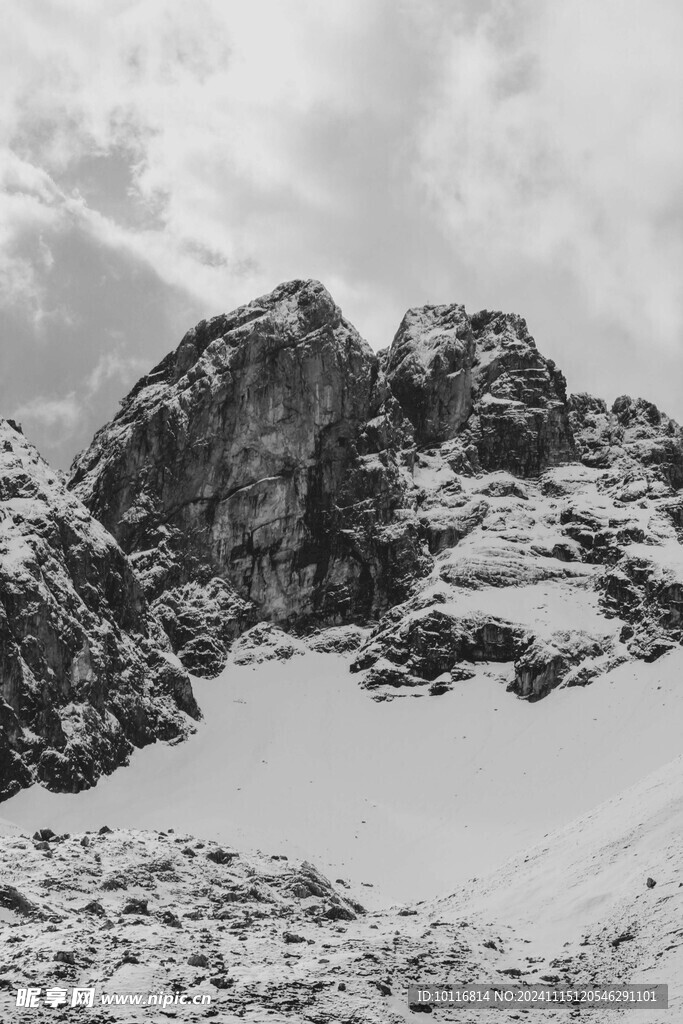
[67,279,683,698]
[1,280,682,1021]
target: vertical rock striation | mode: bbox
[70,281,425,673]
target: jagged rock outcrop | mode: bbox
[70,280,425,675]
[384,307,575,476]
[353,608,527,683]
[153,578,254,677]
[601,547,683,660]
[351,593,615,702]
[464,310,575,475]
[0,419,199,801]
[509,630,610,701]
[67,284,580,678]
[382,304,475,445]
[570,392,683,489]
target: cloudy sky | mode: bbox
[2,0,683,468]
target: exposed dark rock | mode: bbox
[151,577,255,678]
[33,828,56,842]
[0,419,198,802]
[81,900,106,916]
[122,897,149,915]
[476,475,529,500]
[464,310,575,476]
[419,498,489,554]
[0,884,42,917]
[360,663,425,690]
[54,950,75,964]
[323,904,356,922]
[570,392,683,488]
[384,305,575,477]
[509,631,607,701]
[353,609,527,688]
[188,953,209,967]
[601,550,683,657]
[206,847,237,865]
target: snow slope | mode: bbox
[433,751,683,1021]
[5,646,683,909]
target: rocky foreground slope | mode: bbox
[0,419,199,801]
[1,750,680,1024]
[68,279,683,697]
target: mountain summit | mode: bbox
[67,280,683,693]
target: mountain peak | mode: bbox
[65,284,683,685]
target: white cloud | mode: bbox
[12,393,81,433]
[416,0,683,350]
[84,350,148,394]
[10,347,151,447]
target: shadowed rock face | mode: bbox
[0,419,198,801]
[383,304,475,445]
[69,280,424,667]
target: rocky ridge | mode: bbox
[66,280,683,701]
[0,419,199,801]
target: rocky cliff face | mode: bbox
[0,419,198,801]
[66,280,683,692]
[70,281,425,673]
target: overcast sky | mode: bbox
[2,0,683,469]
